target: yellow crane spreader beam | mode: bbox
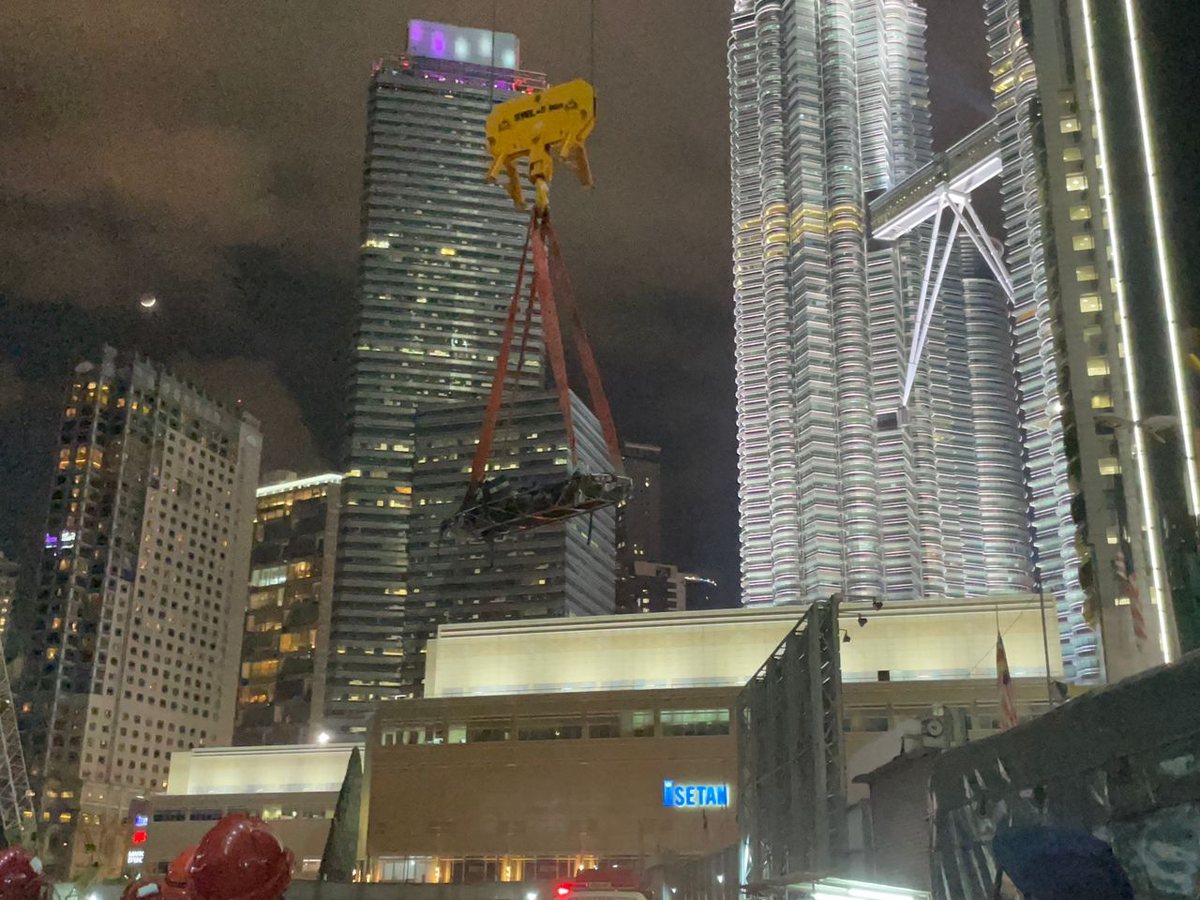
[485,79,596,212]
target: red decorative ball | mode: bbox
[166,847,197,889]
[0,847,45,900]
[188,815,292,900]
[120,880,162,900]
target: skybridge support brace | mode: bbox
[901,189,1015,407]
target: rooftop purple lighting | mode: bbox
[406,20,520,70]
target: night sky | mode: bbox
[0,1,1194,606]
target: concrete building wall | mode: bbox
[424,600,1061,698]
[139,745,359,881]
[363,679,1055,885]
[366,689,740,878]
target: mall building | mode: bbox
[362,598,1060,884]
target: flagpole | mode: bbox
[1035,572,1055,706]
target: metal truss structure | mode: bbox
[0,644,35,845]
[736,599,846,886]
[869,119,1014,406]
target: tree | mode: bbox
[318,747,362,882]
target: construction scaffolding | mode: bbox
[737,600,846,888]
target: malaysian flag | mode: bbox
[1113,542,1147,649]
[997,633,1019,730]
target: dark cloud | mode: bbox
[169,354,324,475]
[0,0,998,602]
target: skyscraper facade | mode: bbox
[617,442,663,566]
[985,0,1200,680]
[404,391,616,685]
[728,0,1033,607]
[614,442,662,613]
[329,22,548,734]
[16,347,260,875]
[236,472,342,746]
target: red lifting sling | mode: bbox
[464,208,624,510]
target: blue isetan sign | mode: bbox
[663,780,729,808]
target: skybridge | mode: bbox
[869,118,1013,407]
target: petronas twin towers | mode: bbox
[729,1,1035,608]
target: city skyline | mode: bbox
[0,1,1198,888]
[0,1,1197,624]
[0,1,1012,611]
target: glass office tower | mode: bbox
[328,22,547,734]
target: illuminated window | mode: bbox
[1080,293,1102,312]
[1087,357,1111,376]
[1073,234,1095,251]
[1098,457,1122,476]
[1060,117,1081,133]
[1066,173,1088,192]
[278,633,312,654]
[1070,205,1091,221]
[1076,265,1098,282]
[1063,146,1083,162]
[246,659,281,679]
[250,565,287,587]
[1091,393,1113,410]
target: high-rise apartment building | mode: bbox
[728,0,1033,607]
[16,347,260,876]
[236,472,342,746]
[329,22,548,734]
[984,0,1200,679]
[0,551,17,642]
